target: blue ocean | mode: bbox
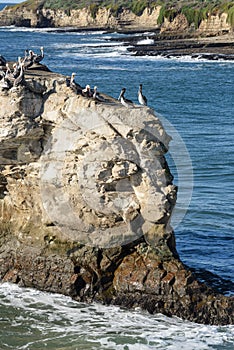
[0,3,234,349]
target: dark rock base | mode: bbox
[0,230,233,325]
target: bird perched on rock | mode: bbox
[118,87,134,108]
[69,72,82,94]
[0,55,7,67]
[82,84,92,97]
[23,50,34,69]
[33,46,44,64]
[138,84,147,106]
[5,63,14,83]
[0,74,12,89]
[13,59,24,87]
[92,86,105,102]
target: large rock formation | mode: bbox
[0,66,233,325]
[0,3,232,36]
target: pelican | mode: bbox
[33,46,44,64]
[138,84,147,106]
[68,72,82,94]
[5,63,15,84]
[23,50,34,69]
[0,55,7,67]
[12,58,21,78]
[118,88,134,108]
[0,69,5,79]
[92,86,105,102]
[5,63,12,75]
[82,84,92,97]
[0,76,11,89]
[13,60,24,87]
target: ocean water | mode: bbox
[0,6,234,349]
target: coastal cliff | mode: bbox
[0,1,233,36]
[0,65,233,325]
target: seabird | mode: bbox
[69,72,82,94]
[12,57,21,78]
[0,69,5,79]
[0,55,7,67]
[138,84,147,106]
[33,46,44,64]
[5,63,15,84]
[118,88,134,108]
[0,75,12,89]
[92,86,105,102]
[82,84,92,97]
[23,50,34,69]
[13,60,24,87]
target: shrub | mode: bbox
[181,6,204,29]
[89,3,99,18]
[157,4,166,25]
[131,0,148,16]
[227,5,234,27]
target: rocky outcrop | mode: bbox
[0,3,232,36]
[0,65,233,325]
[0,6,161,30]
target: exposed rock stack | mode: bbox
[0,67,233,325]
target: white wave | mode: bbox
[95,65,128,71]
[130,53,234,64]
[52,42,123,49]
[0,26,57,33]
[0,283,233,350]
[0,26,105,35]
[137,37,154,45]
[56,45,132,59]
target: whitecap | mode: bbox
[137,37,154,45]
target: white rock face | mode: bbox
[0,71,176,249]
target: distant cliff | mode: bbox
[0,63,233,325]
[0,0,233,35]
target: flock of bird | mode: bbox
[0,46,148,108]
[69,72,148,108]
[0,47,44,89]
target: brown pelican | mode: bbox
[0,69,5,79]
[0,55,7,67]
[5,63,12,75]
[0,75,12,89]
[82,84,92,97]
[92,86,105,102]
[118,88,134,108]
[138,84,147,106]
[69,72,82,94]
[33,46,44,64]
[12,58,21,79]
[23,50,34,69]
[5,63,15,84]
[13,60,24,87]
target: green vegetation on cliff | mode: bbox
[9,0,234,28]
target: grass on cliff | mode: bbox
[7,0,234,28]
[11,0,46,11]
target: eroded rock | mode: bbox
[0,68,233,325]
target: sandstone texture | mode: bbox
[0,66,233,325]
[0,4,233,36]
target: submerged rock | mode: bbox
[0,66,233,325]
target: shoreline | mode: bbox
[111,32,234,60]
[1,23,234,60]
